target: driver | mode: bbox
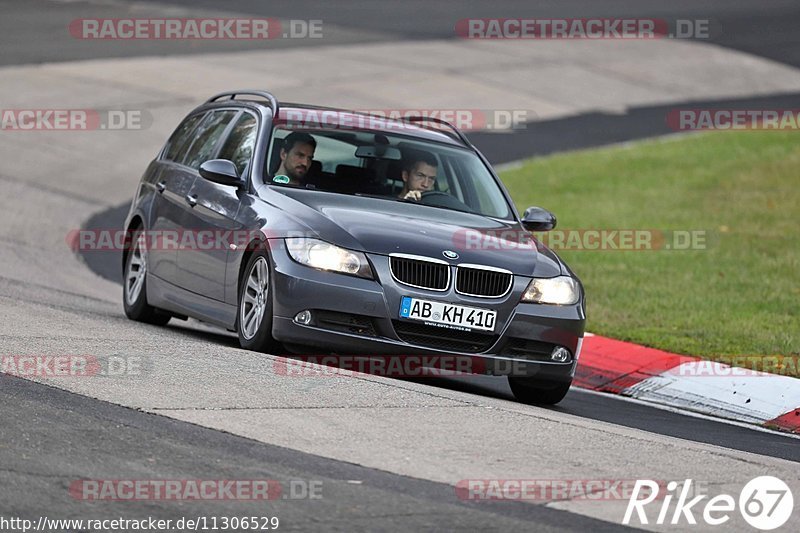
[273,132,316,187]
[398,151,438,201]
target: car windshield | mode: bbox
[265,126,513,219]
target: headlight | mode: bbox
[285,238,373,279]
[521,276,580,305]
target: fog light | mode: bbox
[551,346,571,363]
[294,310,313,325]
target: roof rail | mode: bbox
[403,115,471,146]
[206,90,279,116]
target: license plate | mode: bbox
[399,297,497,332]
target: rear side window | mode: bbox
[218,113,258,176]
[164,112,205,162]
[181,110,237,170]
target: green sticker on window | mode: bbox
[273,174,290,184]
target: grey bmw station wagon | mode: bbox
[123,90,586,404]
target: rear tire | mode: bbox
[508,377,571,405]
[236,248,281,353]
[123,228,171,326]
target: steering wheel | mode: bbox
[419,190,473,212]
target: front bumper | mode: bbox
[268,241,585,382]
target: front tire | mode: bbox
[237,249,281,353]
[508,377,571,405]
[123,229,171,326]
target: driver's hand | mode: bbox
[403,190,422,201]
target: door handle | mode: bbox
[156,180,167,193]
[185,194,198,207]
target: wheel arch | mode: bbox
[122,214,145,276]
[237,237,273,290]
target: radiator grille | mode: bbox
[389,255,449,291]
[455,266,513,298]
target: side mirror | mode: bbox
[199,159,242,187]
[521,206,557,231]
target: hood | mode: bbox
[268,187,564,278]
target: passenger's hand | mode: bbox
[403,190,422,201]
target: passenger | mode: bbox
[273,132,317,187]
[398,152,438,201]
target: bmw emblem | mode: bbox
[442,250,459,260]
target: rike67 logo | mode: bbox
[624,477,794,530]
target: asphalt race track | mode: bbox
[3,0,799,67]
[2,374,624,531]
[1,1,799,531]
